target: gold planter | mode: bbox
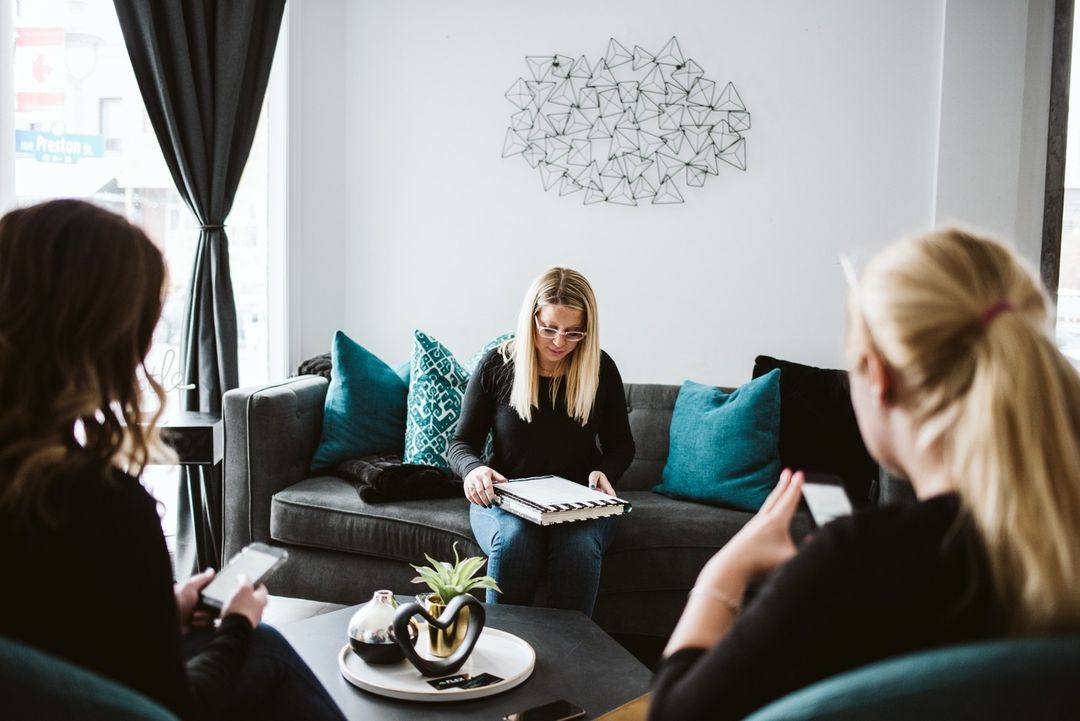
[420,594,472,658]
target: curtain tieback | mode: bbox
[198,224,225,230]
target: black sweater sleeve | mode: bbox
[184,616,253,717]
[69,474,252,716]
[112,481,254,720]
[0,467,256,721]
[107,484,196,716]
[648,530,850,721]
[647,495,994,721]
[595,352,635,484]
[447,351,497,480]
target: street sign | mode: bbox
[15,130,105,164]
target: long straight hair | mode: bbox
[504,267,601,424]
[848,228,1080,632]
[0,200,169,526]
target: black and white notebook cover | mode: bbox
[493,475,632,526]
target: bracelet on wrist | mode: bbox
[689,585,741,616]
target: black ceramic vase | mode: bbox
[347,590,418,664]
[393,594,485,676]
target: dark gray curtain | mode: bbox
[114,0,285,413]
[114,0,286,573]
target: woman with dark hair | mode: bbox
[0,200,344,721]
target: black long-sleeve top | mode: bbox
[649,493,1004,721]
[0,460,252,720]
[447,348,635,486]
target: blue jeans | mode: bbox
[182,623,345,721]
[470,504,618,616]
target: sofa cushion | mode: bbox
[654,371,783,511]
[310,331,409,471]
[404,331,511,472]
[295,351,411,385]
[270,476,481,565]
[619,384,679,491]
[271,481,808,597]
[602,491,755,592]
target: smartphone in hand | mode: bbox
[802,473,854,527]
[199,542,287,609]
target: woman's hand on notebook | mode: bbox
[464,465,507,507]
[588,470,615,496]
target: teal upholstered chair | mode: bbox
[0,635,178,721]
[745,636,1080,721]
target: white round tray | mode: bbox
[338,626,535,702]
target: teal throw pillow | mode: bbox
[310,331,409,472]
[654,369,782,511]
[405,331,512,472]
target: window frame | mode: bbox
[1041,0,1075,302]
[1,0,16,213]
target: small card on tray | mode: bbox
[427,672,504,691]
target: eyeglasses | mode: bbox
[534,317,587,343]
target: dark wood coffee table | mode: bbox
[278,601,652,720]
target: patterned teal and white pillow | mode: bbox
[464,334,512,374]
[404,331,512,472]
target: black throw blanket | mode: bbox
[330,454,462,503]
[296,352,332,380]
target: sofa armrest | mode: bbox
[223,375,328,560]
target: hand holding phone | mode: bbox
[175,568,217,634]
[199,543,287,610]
[801,473,854,527]
[219,575,269,629]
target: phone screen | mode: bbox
[503,699,585,721]
[802,482,854,526]
[200,545,284,607]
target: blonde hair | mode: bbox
[848,227,1080,632]
[503,267,601,424]
[0,200,171,527]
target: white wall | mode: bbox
[933,0,1053,264]
[292,0,1054,387]
[290,0,348,360]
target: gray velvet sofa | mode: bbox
[223,375,819,639]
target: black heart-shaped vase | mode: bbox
[392,594,485,676]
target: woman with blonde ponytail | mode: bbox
[448,267,635,615]
[649,228,1080,721]
[851,230,1080,633]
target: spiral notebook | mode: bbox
[493,475,632,526]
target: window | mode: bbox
[8,0,274,391]
[98,96,121,150]
[7,0,283,566]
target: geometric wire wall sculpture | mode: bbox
[501,37,749,206]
